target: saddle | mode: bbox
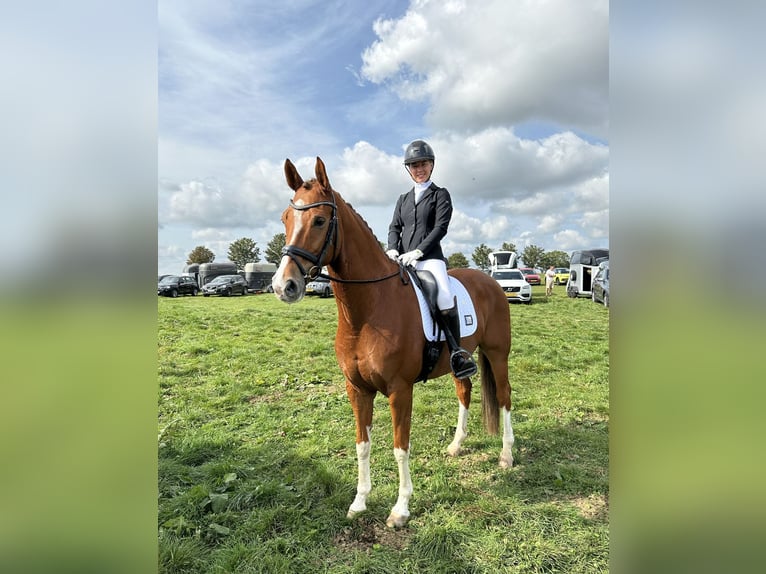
[406,269,445,382]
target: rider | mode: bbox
[386,140,478,379]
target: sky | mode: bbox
[158,0,609,275]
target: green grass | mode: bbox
[158,284,608,573]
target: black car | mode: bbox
[592,262,609,308]
[158,275,199,297]
[202,274,248,297]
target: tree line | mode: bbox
[186,234,286,270]
[457,241,570,272]
[186,235,570,273]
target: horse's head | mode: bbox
[272,157,338,303]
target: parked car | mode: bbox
[158,275,199,297]
[518,267,541,285]
[306,276,333,298]
[591,262,609,307]
[553,267,570,285]
[490,269,532,304]
[202,274,248,297]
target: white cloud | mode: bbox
[538,214,565,234]
[554,229,590,251]
[361,0,608,137]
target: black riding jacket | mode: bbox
[387,183,452,262]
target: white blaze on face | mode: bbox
[272,198,307,298]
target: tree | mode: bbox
[447,252,469,269]
[500,241,517,253]
[265,233,286,265]
[540,250,570,269]
[227,237,260,270]
[520,244,545,269]
[472,243,492,272]
[187,245,215,265]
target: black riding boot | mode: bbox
[440,305,478,378]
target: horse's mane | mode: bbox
[304,178,383,247]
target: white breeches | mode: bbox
[412,258,453,310]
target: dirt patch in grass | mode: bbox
[333,517,411,552]
[572,493,608,521]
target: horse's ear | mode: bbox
[315,156,330,190]
[284,159,303,192]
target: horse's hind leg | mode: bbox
[489,352,515,469]
[447,377,472,457]
[478,348,514,469]
[346,382,375,519]
[499,403,514,469]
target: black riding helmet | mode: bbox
[403,140,435,166]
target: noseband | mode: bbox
[281,191,338,280]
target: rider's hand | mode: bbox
[398,249,423,267]
[386,249,399,261]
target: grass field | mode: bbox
[158,284,609,573]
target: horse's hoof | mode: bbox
[346,508,364,520]
[499,452,513,469]
[446,443,461,457]
[386,512,409,528]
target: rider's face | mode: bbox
[407,160,433,183]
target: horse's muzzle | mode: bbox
[276,276,305,303]
[272,259,306,303]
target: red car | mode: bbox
[518,267,541,285]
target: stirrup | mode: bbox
[450,349,478,378]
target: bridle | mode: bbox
[282,191,338,280]
[281,188,406,285]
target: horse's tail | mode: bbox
[479,350,500,435]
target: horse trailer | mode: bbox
[566,249,609,298]
[197,262,238,287]
[244,262,277,293]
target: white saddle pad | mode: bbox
[412,276,478,342]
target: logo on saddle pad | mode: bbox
[411,276,478,342]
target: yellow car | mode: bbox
[554,267,570,285]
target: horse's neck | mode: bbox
[332,198,393,280]
[328,198,400,323]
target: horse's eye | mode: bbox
[314,217,326,227]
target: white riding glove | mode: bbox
[398,249,423,267]
[386,249,400,261]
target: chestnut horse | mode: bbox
[272,157,514,528]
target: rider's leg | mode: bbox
[416,259,478,378]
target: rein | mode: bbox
[317,266,406,285]
[282,189,408,286]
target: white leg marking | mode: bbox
[499,407,514,469]
[386,446,413,528]
[447,403,469,456]
[347,430,371,518]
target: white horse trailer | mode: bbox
[566,249,609,298]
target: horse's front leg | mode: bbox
[386,388,414,528]
[346,381,374,519]
[447,377,472,456]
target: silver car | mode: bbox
[306,277,333,298]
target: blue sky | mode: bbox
[158,0,609,274]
